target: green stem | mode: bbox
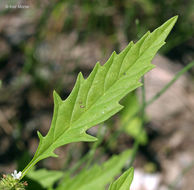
[129,76,146,166]
[64,124,106,176]
[129,61,194,166]
[146,61,194,106]
[21,61,194,179]
[85,125,106,168]
[124,60,194,129]
[104,61,194,165]
[21,157,39,180]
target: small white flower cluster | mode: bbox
[11,170,22,180]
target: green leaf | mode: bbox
[56,150,132,190]
[108,168,134,190]
[27,168,63,188]
[22,16,178,178]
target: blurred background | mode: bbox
[0,0,194,190]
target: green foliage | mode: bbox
[27,169,63,189]
[21,16,178,179]
[56,150,131,190]
[108,168,134,190]
[120,93,147,145]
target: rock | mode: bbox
[144,54,193,125]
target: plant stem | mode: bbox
[85,125,106,168]
[123,60,194,129]
[128,61,194,166]
[146,60,194,106]
[108,61,194,166]
[129,76,146,166]
[65,124,106,176]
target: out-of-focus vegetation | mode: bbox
[0,0,194,189]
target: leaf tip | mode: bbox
[51,152,58,158]
[78,72,84,80]
[163,15,178,33]
[169,15,178,26]
[53,90,61,99]
[84,133,98,142]
[112,50,117,56]
[172,15,178,21]
[96,61,102,67]
[37,131,43,139]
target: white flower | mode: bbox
[11,170,22,180]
